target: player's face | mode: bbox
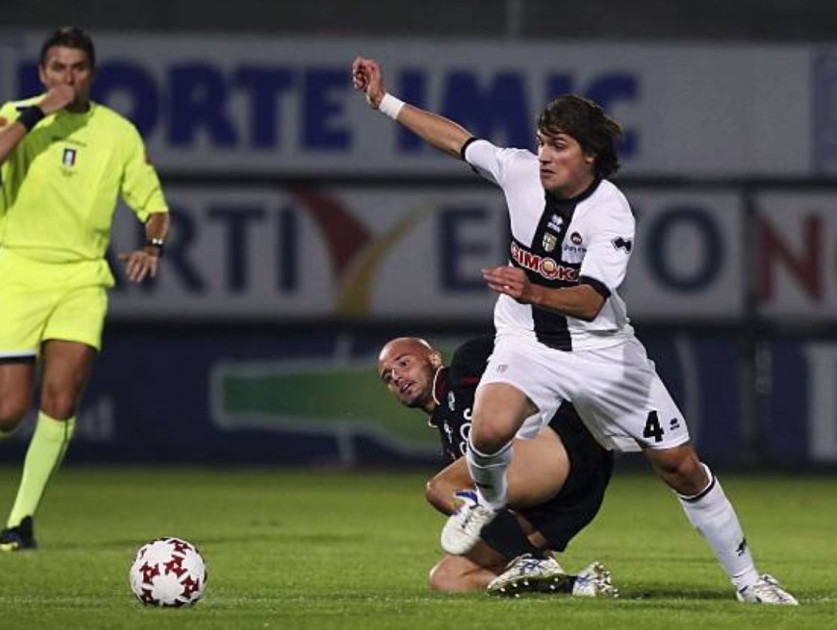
[39,46,94,111]
[536,130,596,199]
[378,342,440,411]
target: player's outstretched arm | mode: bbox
[352,56,472,159]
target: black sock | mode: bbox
[479,509,545,562]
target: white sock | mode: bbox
[677,464,760,591]
[465,439,512,511]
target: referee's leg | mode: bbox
[4,341,95,537]
[0,361,35,436]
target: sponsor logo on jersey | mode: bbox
[542,232,557,252]
[612,236,633,252]
[547,213,563,232]
[561,247,585,264]
[510,242,579,282]
[562,232,586,263]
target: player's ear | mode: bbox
[429,350,443,369]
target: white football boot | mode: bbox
[487,554,571,597]
[440,502,496,555]
[571,561,619,598]
[736,574,798,605]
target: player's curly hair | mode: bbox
[39,27,96,69]
[537,94,622,178]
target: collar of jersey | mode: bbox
[431,366,449,408]
[545,177,602,204]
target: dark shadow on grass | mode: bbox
[619,587,735,601]
[473,587,735,603]
[55,532,367,550]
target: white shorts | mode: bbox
[477,332,690,452]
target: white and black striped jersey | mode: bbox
[463,138,636,352]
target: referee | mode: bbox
[0,27,169,551]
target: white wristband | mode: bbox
[378,93,405,120]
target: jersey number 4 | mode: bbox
[643,411,665,443]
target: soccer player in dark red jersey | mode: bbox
[379,336,615,596]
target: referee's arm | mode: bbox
[0,86,74,165]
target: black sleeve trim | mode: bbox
[578,275,611,298]
[459,136,478,162]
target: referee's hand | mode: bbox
[39,85,76,115]
[118,248,161,283]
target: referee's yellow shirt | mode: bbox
[0,95,168,264]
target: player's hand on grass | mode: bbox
[483,266,536,304]
[352,56,385,109]
[118,248,161,283]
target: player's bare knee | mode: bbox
[428,560,455,592]
[679,458,711,495]
[0,413,26,435]
[39,389,79,420]
[427,565,445,591]
[469,423,513,455]
[648,446,706,494]
[425,479,452,514]
[0,398,30,433]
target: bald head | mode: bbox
[378,337,434,368]
[378,337,443,412]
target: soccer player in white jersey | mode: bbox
[0,28,169,551]
[352,56,797,605]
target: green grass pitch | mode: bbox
[0,466,834,629]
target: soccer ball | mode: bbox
[129,537,208,607]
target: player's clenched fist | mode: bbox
[352,56,385,109]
